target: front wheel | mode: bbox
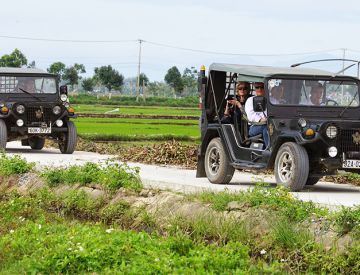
[205,137,234,184]
[28,137,45,150]
[59,121,77,154]
[0,119,7,150]
[274,142,309,191]
[306,176,321,186]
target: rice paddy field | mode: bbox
[73,105,200,141]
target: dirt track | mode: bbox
[6,141,360,208]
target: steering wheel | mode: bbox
[325,99,339,106]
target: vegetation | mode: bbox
[0,154,34,176]
[47,62,66,79]
[0,49,27,67]
[41,162,142,191]
[75,117,199,141]
[70,94,198,107]
[94,65,124,92]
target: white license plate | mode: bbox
[342,159,360,169]
[28,127,51,134]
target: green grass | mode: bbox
[70,94,198,107]
[75,117,200,141]
[0,154,34,176]
[73,104,200,116]
[41,162,142,192]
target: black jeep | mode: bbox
[196,63,360,191]
[0,67,77,154]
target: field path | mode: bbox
[6,141,360,208]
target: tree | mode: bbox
[139,73,149,86]
[94,65,124,92]
[47,62,66,80]
[82,77,95,92]
[182,67,198,96]
[0,49,27,67]
[63,63,86,88]
[164,66,184,95]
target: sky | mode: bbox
[1,0,360,81]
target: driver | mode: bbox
[18,78,35,93]
[309,83,324,106]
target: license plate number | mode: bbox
[342,159,360,169]
[28,127,51,134]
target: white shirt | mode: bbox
[245,96,267,123]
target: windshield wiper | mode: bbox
[339,92,358,118]
[19,88,43,102]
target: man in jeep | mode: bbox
[244,82,269,147]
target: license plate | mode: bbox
[28,127,51,134]
[342,159,360,169]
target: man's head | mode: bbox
[254,82,265,96]
[271,85,284,100]
[310,83,324,105]
[236,81,250,97]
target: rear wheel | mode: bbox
[28,137,45,150]
[0,119,7,150]
[205,137,234,184]
[274,142,309,191]
[59,121,77,154]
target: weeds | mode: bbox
[0,154,34,176]
[41,162,142,191]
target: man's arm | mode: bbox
[245,98,265,122]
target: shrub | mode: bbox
[0,154,34,176]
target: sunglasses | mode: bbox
[255,86,264,90]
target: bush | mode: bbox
[41,162,142,191]
[0,154,34,176]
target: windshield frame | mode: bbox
[0,73,58,95]
[265,75,360,108]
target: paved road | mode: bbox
[6,141,360,208]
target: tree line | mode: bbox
[0,49,198,96]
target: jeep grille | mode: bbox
[26,107,52,125]
[337,129,360,154]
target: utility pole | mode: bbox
[136,39,143,101]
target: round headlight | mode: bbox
[328,146,338,157]
[298,118,307,128]
[53,106,61,115]
[16,119,24,127]
[60,94,68,102]
[16,104,25,114]
[55,119,63,127]
[326,125,337,139]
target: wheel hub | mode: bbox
[278,152,294,182]
[207,147,220,175]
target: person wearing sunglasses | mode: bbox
[222,81,250,123]
[244,82,269,148]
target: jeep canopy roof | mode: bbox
[209,63,356,82]
[0,67,55,77]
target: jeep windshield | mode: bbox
[268,78,359,107]
[0,76,57,94]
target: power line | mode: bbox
[0,35,137,43]
[144,40,342,57]
[0,34,345,57]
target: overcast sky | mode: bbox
[1,0,360,80]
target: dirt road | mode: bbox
[6,141,360,208]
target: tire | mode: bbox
[0,119,7,150]
[28,137,45,150]
[59,121,77,154]
[306,176,321,186]
[274,142,309,191]
[204,137,235,184]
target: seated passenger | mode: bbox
[222,81,250,123]
[309,83,324,106]
[244,82,269,148]
[270,84,285,104]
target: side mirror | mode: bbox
[253,96,267,112]
[60,85,68,95]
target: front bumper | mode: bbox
[10,126,68,135]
